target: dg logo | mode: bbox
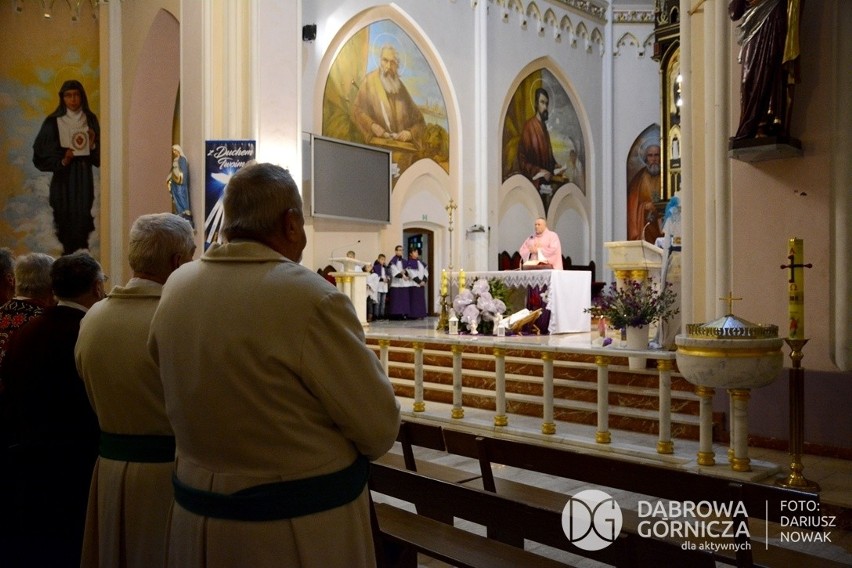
[561,489,623,551]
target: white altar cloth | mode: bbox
[450,270,591,334]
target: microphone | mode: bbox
[330,239,361,259]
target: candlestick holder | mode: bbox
[776,338,820,491]
[436,293,449,332]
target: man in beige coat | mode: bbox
[75,213,196,567]
[148,163,401,568]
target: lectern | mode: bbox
[604,240,664,286]
[329,257,369,326]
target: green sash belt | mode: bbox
[99,432,176,463]
[172,454,369,521]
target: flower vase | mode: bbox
[625,325,648,370]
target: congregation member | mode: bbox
[0,252,55,437]
[519,216,563,269]
[0,251,55,560]
[405,247,429,319]
[1,251,104,567]
[75,213,195,568]
[0,248,14,306]
[387,243,410,318]
[0,252,55,370]
[148,163,400,568]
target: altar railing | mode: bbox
[366,330,679,455]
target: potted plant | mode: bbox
[585,278,679,367]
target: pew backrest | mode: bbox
[439,427,821,527]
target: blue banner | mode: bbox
[203,140,256,248]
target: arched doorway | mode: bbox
[403,227,435,316]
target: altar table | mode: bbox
[450,270,591,334]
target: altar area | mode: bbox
[447,269,592,334]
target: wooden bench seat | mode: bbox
[387,419,481,483]
[441,427,822,517]
[373,502,569,568]
[438,425,833,568]
[370,460,715,567]
[375,420,482,525]
[375,451,480,484]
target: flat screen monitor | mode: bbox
[307,134,391,224]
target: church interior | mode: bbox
[0,0,850,565]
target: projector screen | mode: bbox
[308,134,392,224]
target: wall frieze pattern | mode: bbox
[613,9,655,24]
[488,0,606,56]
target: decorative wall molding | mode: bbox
[613,9,655,24]
[491,0,605,53]
[546,0,607,22]
[612,31,656,59]
[614,31,642,57]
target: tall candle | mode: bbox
[440,269,448,296]
[788,238,804,339]
[459,269,465,289]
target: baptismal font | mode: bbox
[675,294,783,472]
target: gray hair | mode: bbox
[128,213,195,276]
[221,163,301,241]
[14,253,54,297]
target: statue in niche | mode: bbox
[729,0,802,141]
[168,144,194,228]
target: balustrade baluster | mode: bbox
[494,347,507,427]
[595,355,611,443]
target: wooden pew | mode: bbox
[375,420,480,484]
[374,421,481,525]
[372,500,568,568]
[370,461,713,568]
[439,426,836,568]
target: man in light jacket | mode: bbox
[148,163,400,568]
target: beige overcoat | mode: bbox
[148,241,401,568]
[75,278,175,568]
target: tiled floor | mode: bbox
[367,318,852,567]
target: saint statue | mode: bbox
[729,0,802,141]
[168,144,194,227]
